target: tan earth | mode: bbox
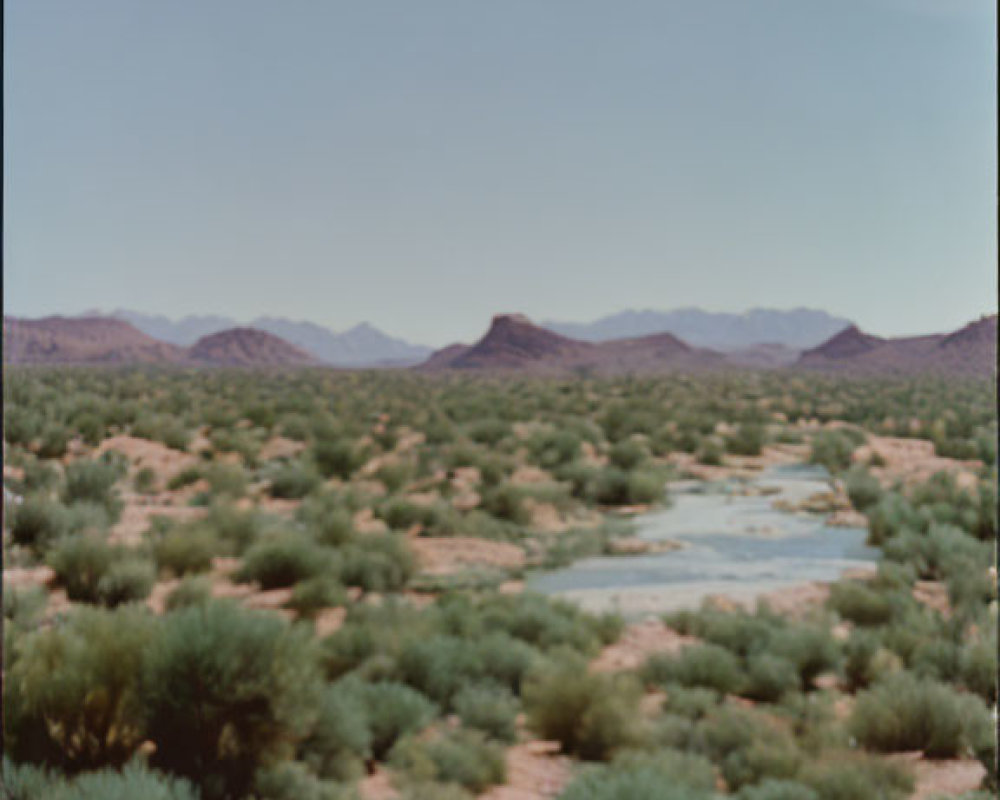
[409,536,526,576]
[854,436,982,488]
[357,768,399,800]
[109,493,206,545]
[258,436,306,461]
[353,508,389,534]
[95,435,198,480]
[590,619,697,673]
[886,752,988,799]
[912,580,952,618]
[478,740,573,800]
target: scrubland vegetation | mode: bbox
[2,368,996,799]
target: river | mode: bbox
[529,463,878,617]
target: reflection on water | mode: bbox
[529,464,878,616]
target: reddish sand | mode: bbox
[478,740,573,800]
[886,752,988,799]
[591,619,696,673]
[409,536,526,575]
[854,436,981,488]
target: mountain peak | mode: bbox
[187,327,318,367]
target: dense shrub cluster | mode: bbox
[3,368,995,798]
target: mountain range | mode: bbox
[422,313,996,377]
[4,310,993,377]
[543,307,852,350]
[3,317,318,368]
[85,310,432,367]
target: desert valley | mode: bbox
[2,307,996,800]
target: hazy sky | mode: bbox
[4,1,996,346]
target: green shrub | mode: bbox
[696,437,725,466]
[133,466,157,494]
[167,466,203,491]
[769,625,841,690]
[235,535,334,589]
[849,671,989,757]
[312,438,365,480]
[9,495,70,550]
[339,533,415,592]
[588,467,631,505]
[144,600,323,799]
[37,424,71,459]
[453,682,519,743]
[960,634,998,703]
[297,494,356,546]
[53,761,201,800]
[480,483,531,525]
[287,576,348,618]
[844,631,899,691]
[203,463,247,498]
[743,653,801,702]
[62,458,123,511]
[626,469,666,504]
[608,439,647,470]
[809,431,856,473]
[376,462,414,493]
[557,750,716,800]
[47,535,116,603]
[266,461,321,499]
[726,423,766,457]
[799,753,913,800]
[359,681,437,760]
[0,757,57,800]
[3,605,154,770]
[826,581,892,626]
[95,557,156,607]
[910,639,962,683]
[299,680,372,780]
[164,575,214,611]
[253,761,357,800]
[643,643,743,695]
[3,583,48,631]
[154,525,218,576]
[523,653,641,760]
[659,685,719,720]
[696,706,802,790]
[844,466,882,512]
[737,780,820,800]
[390,728,506,793]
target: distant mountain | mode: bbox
[251,318,432,367]
[420,313,724,374]
[3,317,319,368]
[187,328,319,367]
[797,315,996,377]
[543,307,852,350]
[3,316,184,365]
[99,310,236,346]
[96,310,431,366]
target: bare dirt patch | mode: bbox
[854,436,981,488]
[885,752,988,799]
[110,493,207,546]
[478,740,573,800]
[96,435,198,480]
[258,436,306,461]
[409,536,526,576]
[591,619,696,673]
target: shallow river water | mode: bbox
[529,464,878,617]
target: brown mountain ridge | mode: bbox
[3,317,319,367]
[419,313,726,374]
[797,315,996,377]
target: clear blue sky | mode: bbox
[4,0,996,346]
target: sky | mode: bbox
[4,1,996,347]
